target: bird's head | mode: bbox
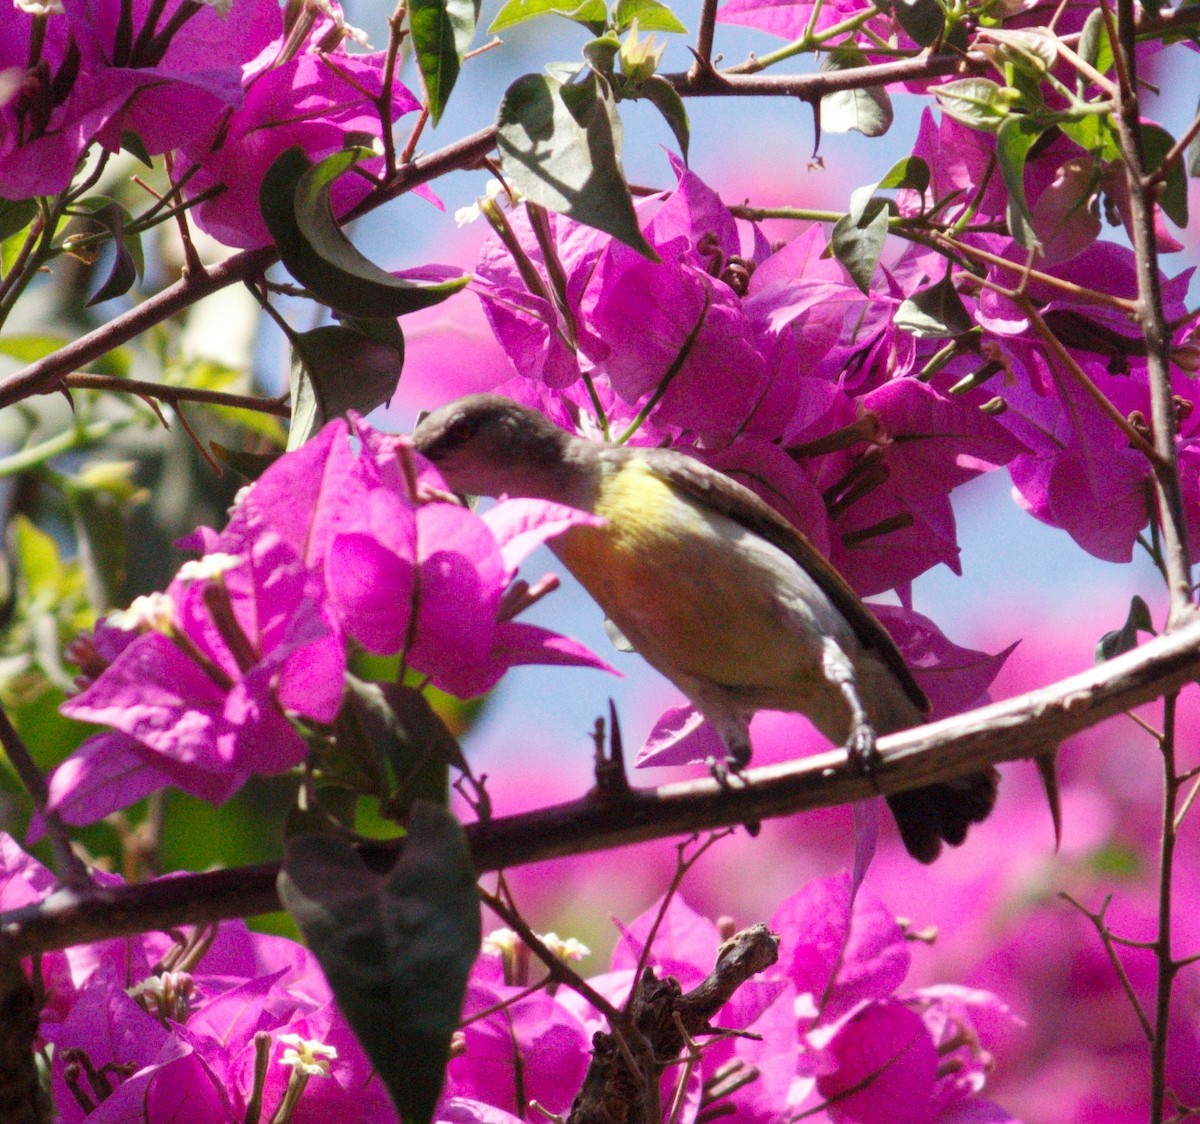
[412,395,588,502]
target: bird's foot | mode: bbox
[707,752,748,789]
[846,720,881,775]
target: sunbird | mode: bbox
[413,394,998,862]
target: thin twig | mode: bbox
[1061,892,1155,1044]
[0,702,92,889]
[630,831,734,995]
[479,886,629,1030]
[1015,295,1166,466]
[63,374,290,417]
[1151,693,1180,1122]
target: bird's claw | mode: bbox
[707,753,748,789]
[846,721,881,775]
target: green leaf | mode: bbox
[630,74,689,159]
[877,155,930,195]
[1141,123,1188,228]
[410,0,481,124]
[831,198,889,294]
[890,0,944,47]
[995,114,1045,251]
[210,443,282,481]
[120,130,154,168]
[497,70,655,257]
[0,334,68,363]
[10,517,63,605]
[70,198,144,307]
[819,48,893,138]
[1096,595,1156,662]
[583,34,621,75]
[488,0,606,33]
[66,490,127,611]
[0,199,37,245]
[894,272,974,338]
[340,678,470,817]
[261,146,471,318]
[288,319,406,450]
[279,805,481,1124]
[933,77,1012,133]
[1058,111,1121,163]
[612,0,687,33]
[1077,9,1113,87]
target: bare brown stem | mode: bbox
[1151,693,1180,1123]
[1112,0,1195,625]
[1061,892,1154,1043]
[691,0,721,73]
[63,374,290,417]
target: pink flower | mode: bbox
[180,5,420,249]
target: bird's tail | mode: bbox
[859,655,999,864]
[886,771,999,864]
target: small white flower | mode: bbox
[107,592,176,633]
[541,932,591,962]
[279,1034,338,1077]
[481,927,519,957]
[455,179,515,227]
[177,553,241,582]
[13,0,65,14]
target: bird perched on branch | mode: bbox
[413,394,998,862]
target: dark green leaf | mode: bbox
[1096,595,1156,662]
[410,0,481,124]
[612,0,687,33]
[341,678,469,817]
[64,486,128,611]
[877,155,929,195]
[210,443,282,481]
[497,71,655,257]
[995,114,1045,251]
[120,130,154,168]
[891,0,944,47]
[583,34,621,75]
[288,320,405,449]
[895,272,973,337]
[1077,9,1113,88]
[632,75,689,159]
[488,0,606,33]
[819,48,893,138]
[933,77,1011,133]
[279,805,481,1124]
[261,146,471,318]
[1058,112,1121,163]
[831,198,889,294]
[72,199,143,307]
[1141,123,1188,228]
[0,200,37,244]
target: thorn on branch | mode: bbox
[593,700,631,798]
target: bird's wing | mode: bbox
[636,446,930,715]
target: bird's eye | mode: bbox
[446,415,480,445]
